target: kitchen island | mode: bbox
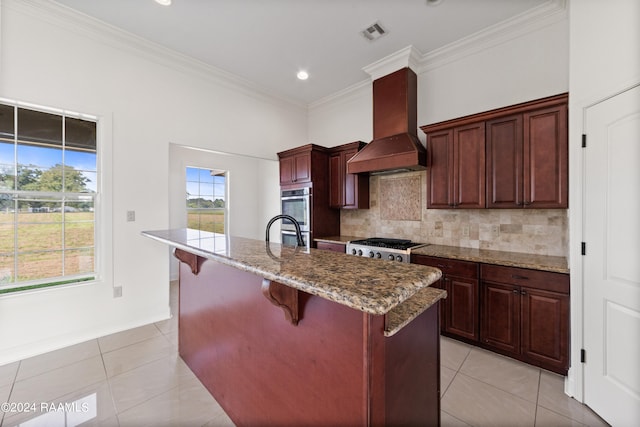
[143,229,445,426]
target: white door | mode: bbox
[584,84,640,427]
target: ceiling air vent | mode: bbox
[361,22,387,41]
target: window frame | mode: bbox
[185,166,227,235]
[0,98,100,295]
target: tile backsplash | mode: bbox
[340,171,569,257]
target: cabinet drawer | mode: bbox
[316,241,346,253]
[480,264,569,294]
[413,255,478,279]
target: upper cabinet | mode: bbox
[421,93,568,209]
[329,141,369,209]
[487,101,568,208]
[427,122,486,209]
[278,144,331,187]
[278,148,311,185]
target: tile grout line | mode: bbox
[533,369,541,426]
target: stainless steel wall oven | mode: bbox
[280,187,310,232]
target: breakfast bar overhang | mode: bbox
[143,229,445,426]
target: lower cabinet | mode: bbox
[412,255,479,343]
[315,241,346,253]
[480,264,570,375]
[413,254,570,375]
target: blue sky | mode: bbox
[0,141,97,192]
[185,167,225,202]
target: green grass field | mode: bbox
[1,210,224,286]
[187,209,225,234]
[0,211,94,284]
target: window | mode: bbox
[185,167,226,233]
[0,101,97,294]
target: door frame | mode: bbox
[567,81,640,403]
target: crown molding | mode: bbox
[3,0,306,110]
[308,79,371,111]
[417,0,568,73]
[362,45,423,81]
[311,0,567,110]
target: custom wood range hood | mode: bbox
[347,67,427,175]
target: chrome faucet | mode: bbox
[265,214,305,247]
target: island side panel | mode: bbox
[178,258,368,426]
[384,304,441,426]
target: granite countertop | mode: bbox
[142,229,444,324]
[315,236,568,273]
[411,244,569,274]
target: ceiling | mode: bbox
[51,0,549,105]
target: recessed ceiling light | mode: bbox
[297,70,309,81]
[426,0,444,6]
[155,0,172,6]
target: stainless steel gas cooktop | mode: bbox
[346,238,428,263]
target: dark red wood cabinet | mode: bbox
[279,149,311,185]
[421,93,568,209]
[426,122,486,209]
[413,255,479,342]
[277,144,340,241]
[480,264,570,374]
[486,99,568,208]
[329,141,369,209]
[315,241,346,253]
[414,253,570,375]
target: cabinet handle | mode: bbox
[520,290,527,296]
[523,201,531,206]
[436,264,447,269]
[512,289,520,294]
[511,274,529,280]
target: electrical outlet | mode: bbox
[113,286,122,298]
[491,225,500,234]
[126,211,135,222]
[462,225,470,237]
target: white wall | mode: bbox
[308,8,568,145]
[567,0,640,401]
[168,144,280,280]
[0,0,305,364]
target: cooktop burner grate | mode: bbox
[349,237,423,250]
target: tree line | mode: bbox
[0,164,92,211]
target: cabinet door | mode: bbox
[329,153,342,208]
[480,281,520,355]
[279,156,295,185]
[342,149,359,208]
[445,276,479,341]
[453,122,485,208]
[486,114,523,208]
[521,287,569,373]
[293,153,312,184]
[523,104,568,208]
[427,130,453,208]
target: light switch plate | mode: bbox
[126,211,135,222]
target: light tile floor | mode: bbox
[0,283,609,427]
